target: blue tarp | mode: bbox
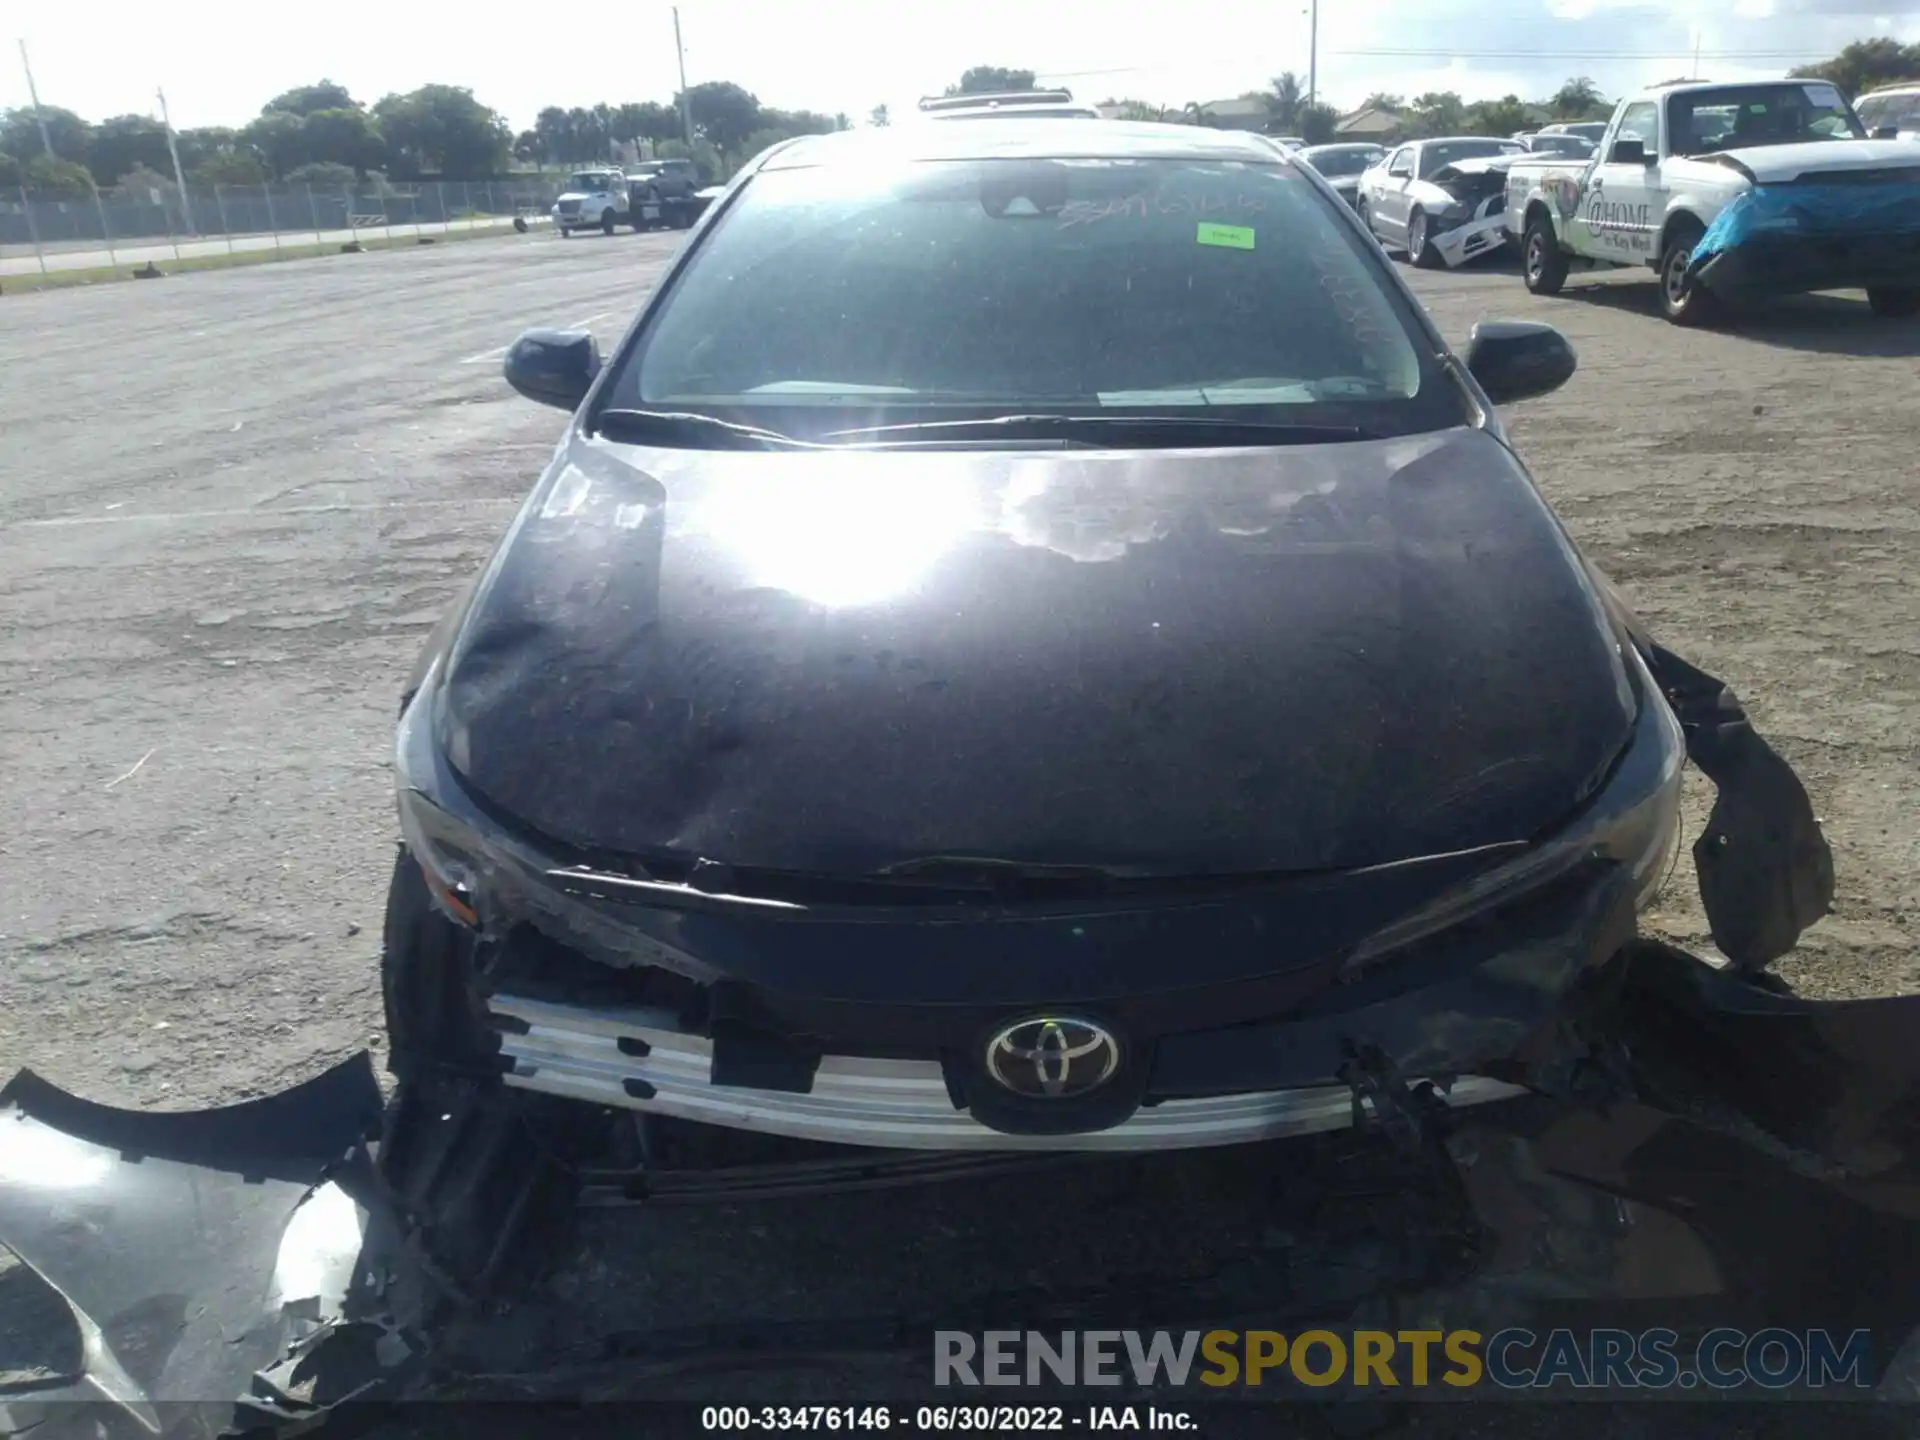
[1694,179,1920,262]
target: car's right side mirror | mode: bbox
[1465,320,1577,405]
[1609,138,1648,165]
[1872,126,1901,140]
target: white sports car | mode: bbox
[1355,136,1526,268]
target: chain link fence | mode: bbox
[1,179,562,278]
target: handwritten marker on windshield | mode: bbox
[1198,222,1256,250]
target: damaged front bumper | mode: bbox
[11,942,1920,1419]
[1428,201,1513,268]
[1690,174,1920,299]
[0,1054,422,1438]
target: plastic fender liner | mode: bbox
[1641,642,1835,970]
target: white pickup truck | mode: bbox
[1504,79,1920,324]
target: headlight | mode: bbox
[1340,642,1683,979]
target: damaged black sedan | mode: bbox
[385,120,1833,1155]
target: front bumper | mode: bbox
[1695,229,1920,298]
[1429,201,1512,268]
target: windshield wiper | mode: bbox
[595,408,815,449]
[823,414,1370,447]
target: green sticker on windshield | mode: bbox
[1197,222,1256,250]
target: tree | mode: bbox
[512,129,540,163]
[89,114,172,185]
[946,66,1036,96]
[870,103,890,128]
[1551,76,1608,120]
[285,160,358,184]
[241,111,308,178]
[373,85,511,178]
[1362,92,1404,113]
[0,105,93,167]
[189,149,268,186]
[611,101,680,145]
[1103,98,1181,122]
[1299,101,1339,145]
[677,80,763,154]
[1467,94,1531,137]
[1790,38,1920,97]
[21,153,96,195]
[1407,91,1468,138]
[658,136,723,183]
[263,81,358,117]
[301,108,386,174]
[1269,72,1304,131]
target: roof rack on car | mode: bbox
[917,88,1077,113]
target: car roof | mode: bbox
[1859,81,1920,97]
[1301,142,1381,153]
[1415,135,1526,147]
[759,120,1295,170]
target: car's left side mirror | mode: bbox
[503,328,602,411]
[1465,320,1577,404]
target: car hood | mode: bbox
[1688,139,1920,183]
[437,427,1634,877]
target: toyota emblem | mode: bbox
[985,1017,1121,1098]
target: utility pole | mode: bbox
[1307,0,1319,108]
[157,87,197,235]
[18,39,56,159]
[673,7,694,146]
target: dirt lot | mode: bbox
[5,225,1920,1434]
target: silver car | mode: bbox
[1295,142,1388,209]
[1355,136,1526,267]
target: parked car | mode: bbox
[1518,133,1596,158]
[386,119,1829,1155]
[1507,79,1920,323]
[1355,136,1526,266]
[1537,121,1610,143]
[628,158,707,229]
[1855,81,1920,140]
[1296,142,1388,207]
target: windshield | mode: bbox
[1857,90,1920,131]
[1418,139,1522,178]
[1302,147,1381,176]
[607,156,1458,442]
[568,172,617,191]
[1668,83,1866,155]
[1530,135,1594,156]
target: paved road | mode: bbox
[0,212,551,276]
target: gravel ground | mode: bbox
[3,231,1919,1433]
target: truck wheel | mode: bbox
[1522,214,1569,296]
[1658,221,1721,327]
[1868,287,1920,319]
[600,209,617,236]
[1406,209,1442,269]
[558,225,572,239]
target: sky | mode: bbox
[8,0,1920,134]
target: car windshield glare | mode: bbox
[1668,83,1866,155]
[609,156,1455,440]
[570,173,615,191]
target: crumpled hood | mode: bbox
[437,428,1634,877]
[1691,138,1920,184]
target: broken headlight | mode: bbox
[1341,641,1683,978]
